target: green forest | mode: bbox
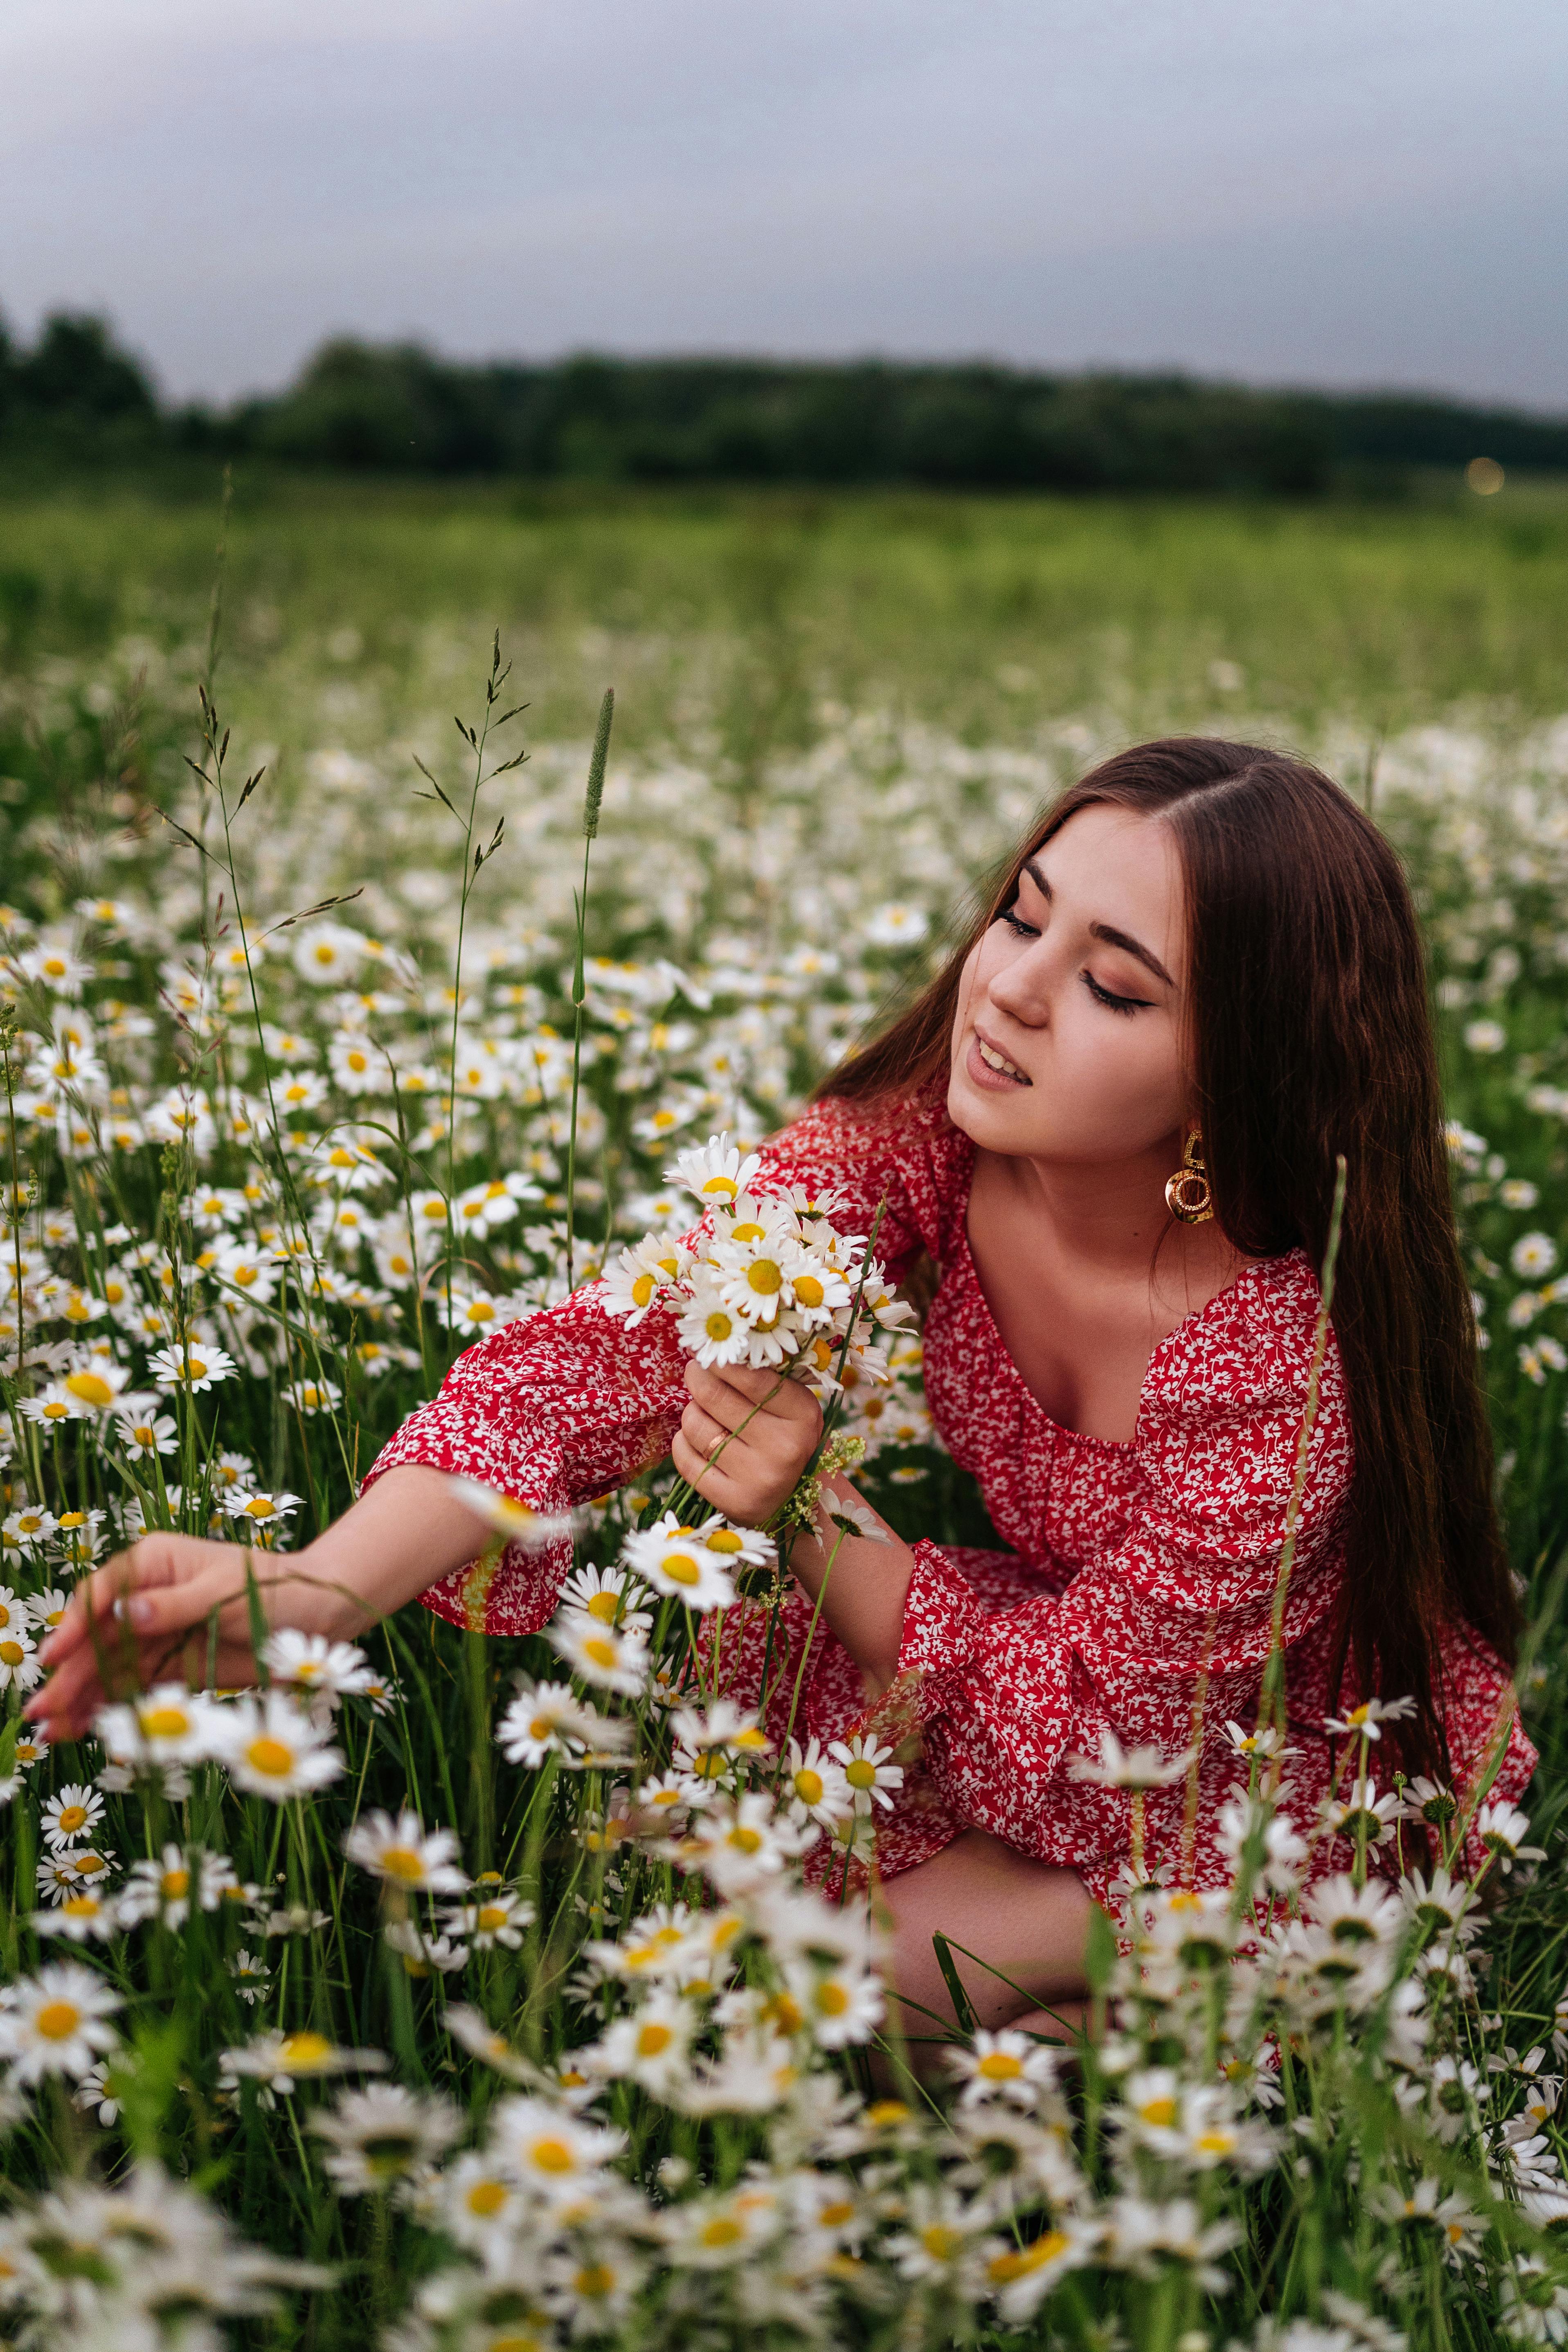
[6,307,1568,497]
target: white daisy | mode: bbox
[620,1514,740,1612]
[260,1628,374,1707]
[41,1783,105,1850]
[343,1808,468,1895]
[147,1340,238,1392]
[115,1408,179,1459]
[826,1732,906,1816]
[207,1692,344,1801]
[445,1477,577,1552]
[664,1133,763,1205]
[547,1610,650,1697]
[0,1963,121,2082]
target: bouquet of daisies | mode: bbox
[601,1134,912,1392]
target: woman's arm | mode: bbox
[26,1465,494,1743]
[781,1480,918,1698]
[28,1361,838,1744]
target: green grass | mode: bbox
[4,472,1568,762]
[2,473,1568,2349]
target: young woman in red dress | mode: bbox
[33,740,1535,2041]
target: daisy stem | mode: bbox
[565,688,614,1294]
[778,1522,849,1759]
[1353,1728,1372,1890]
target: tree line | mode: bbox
[4,310,1566,496]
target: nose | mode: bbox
[986,937,1052,1027]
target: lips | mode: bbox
[972,1030,1031,1085]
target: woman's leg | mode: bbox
[875,1826,1094,2065]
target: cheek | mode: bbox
[949,941,991,1052]
[1065,1014,1185,1123]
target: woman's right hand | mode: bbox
[22,1464,513,1749]
[25,1532,345,1745]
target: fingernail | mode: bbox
[128,1596,154,1628]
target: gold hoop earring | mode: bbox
[1165,1130,1214,1225]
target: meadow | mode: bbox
[1,471,1568,2350]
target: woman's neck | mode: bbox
[982,1136,1240,1286]
[964,1140,1252,1439]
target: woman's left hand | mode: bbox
[672,1360,822,1526]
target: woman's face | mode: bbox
[947,802,1190,1165]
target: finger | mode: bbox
[680,1402,743,1465]
[27,1565,247,1719]
[25,1645,104,1742]
[37,1614,259,1743]
[681,1370,761,1439]
[692,1360,797,1416]
[670,1430,737,1510]
[705,1363,820,1435]
[39,1538,183,1666]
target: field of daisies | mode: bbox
[2,477,1568,2352]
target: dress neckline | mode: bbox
[946,1127,1292,1454]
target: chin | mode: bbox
[946,1065,1034,1152]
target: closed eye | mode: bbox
[999,907,1039,940]
[1082,969,1153,1015]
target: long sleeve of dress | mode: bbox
[894,1255,1355,1877]
[361,1091,940,1634]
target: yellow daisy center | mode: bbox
[977,2050,1023,2080]
[279,2031,334,2069]
[377,1847,426,1886]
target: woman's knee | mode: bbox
[876,1828,1094,2037]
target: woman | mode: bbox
[31,739,1536,2042]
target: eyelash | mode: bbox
[1081,970,1147,1017]
[999,909,1150,1016]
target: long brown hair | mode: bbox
[823,738,1517,1778]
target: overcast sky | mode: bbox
[5,0,1565,409]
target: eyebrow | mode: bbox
[1019,858,1176,989]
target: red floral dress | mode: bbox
[365,1090,1536,1908]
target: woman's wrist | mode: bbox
[281,1464,495,1644]
[785,1478,918,1691]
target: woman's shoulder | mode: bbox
[762,1078,967,1186]
[1144,1247,1339,1418]
[1136,1248,1353,1523]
